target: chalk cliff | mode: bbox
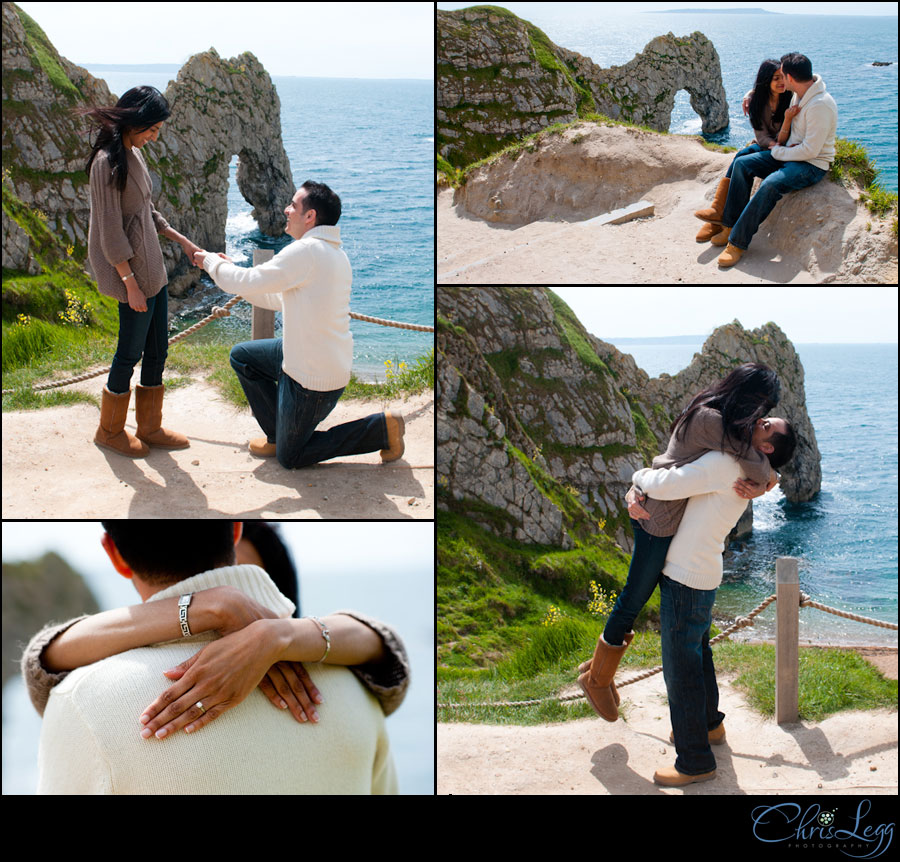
[437,4,728,168]
[1,1,293,298]
[438,287,821,553]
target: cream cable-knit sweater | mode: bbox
[35,565,397,795]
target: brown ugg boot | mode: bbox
[135,383,189,449]
[381,410,405,462]
[94,386,149,458]
[695,222,725,243]
[577,633,633,721]
[577,631,634,707]
[694,177,730,224]
[710,225,732,247]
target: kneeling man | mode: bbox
[194,181,404,468]
[631,416,797,786]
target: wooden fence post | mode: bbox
[775,556,800,724]
[251,249,275,340]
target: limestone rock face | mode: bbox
[437,4,729,167]
[2,2,293,298]
[438,287,822,553]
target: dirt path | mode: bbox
[438,670,897,795]
[2,378,433,518]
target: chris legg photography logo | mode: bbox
[750,799,895,858]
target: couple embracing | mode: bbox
[695,52,838,268]
[80,86,404,469]
[577,363,798,787]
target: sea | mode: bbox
[607,339,899,647]
[502,7,899,192]
[84,68,434,381]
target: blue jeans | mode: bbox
[660,575,724,775]
[229,338,388,469]
[724,142,764,178]
[722,150,826,250]
[603,520,671,646]
[107,285,168,393]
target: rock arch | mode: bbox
[153,49,296,294]
[559,32,730,135]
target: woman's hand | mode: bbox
[625,486,650,520]
[138,619,322,740]
[180,239,203,266]
[126,282,147,312]
[784,105,801,122]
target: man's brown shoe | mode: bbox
[669,723,727,745]
[249,437,276,457]
[381,410,405,462]
[653,765,717,787]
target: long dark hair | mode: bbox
[74,86,170,193]
[671,363,781,458]
[748,59,793,133]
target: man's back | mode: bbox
[37,567,396,795]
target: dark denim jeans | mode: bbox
[603,520,672,646]
[229,338,388,469]
[659,575,724,775]
[107,285,168,394]
[722,149,826,250]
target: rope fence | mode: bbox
[3,247,433,396]
[438,557,897,723]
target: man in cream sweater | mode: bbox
[716,52,837,268]
[631,416,796,787]
[37,523,397,794]
[193,181,405,468]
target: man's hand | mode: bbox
[625,486,650,520]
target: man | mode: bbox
[192,181,405,469]
[716,53,837,268]
[629,417,797,787]
[36,521,398,794]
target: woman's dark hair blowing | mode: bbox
[748,59,793,134]
[75,86,170,193]
[671,362,781,458]
[100,520,235,584]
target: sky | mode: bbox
[18,2,434,79]
[552,287,899,343]
[437,1,898,16]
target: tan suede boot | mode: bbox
[694,177,730,224]
[577,631,633,707]
[695,222,725,243]
[381,410,405,462]
[577,633,633,721]
[135,383,189,449]
[94,386,149,458]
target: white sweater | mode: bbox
[37,565,397,795]
[200,226,353,391]
[769,74,837,172]
[633,450,750,591]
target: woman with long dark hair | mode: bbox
[577,363,792,721]
[693,59,795,243]
[76,86,200,457]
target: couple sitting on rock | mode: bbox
[82,86,405,470]
[694,53,837,268]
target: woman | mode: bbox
[694,60,796,243]
[77,86,201,457]
[577,363,781,721]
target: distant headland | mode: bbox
[651,7,782,13]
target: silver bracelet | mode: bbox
[306,616,331,662]
[178,593,193,637]
[121,271,135,282]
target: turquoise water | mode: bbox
[608,340,899,646]
[85,70,434,380]
[517,10,899,192]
